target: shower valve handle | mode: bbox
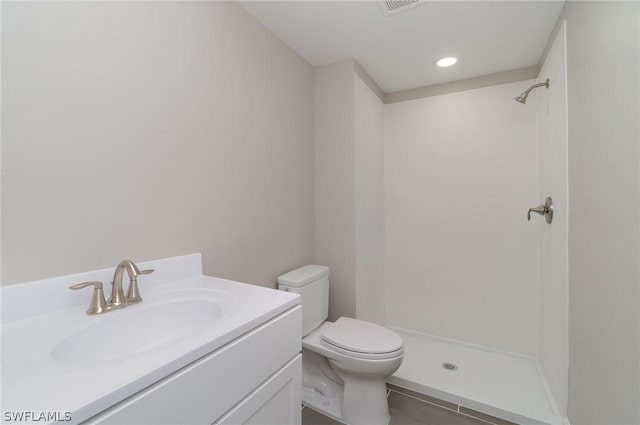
[527,197,554,224]
[527,205,547,220]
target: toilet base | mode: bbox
[302,350,344,419]
[301,350,392,425]
[337,373,390,425]
[303,382,389,425]
[300,321,402,425]
[302,377,344,420]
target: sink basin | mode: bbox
[52,289,239,365]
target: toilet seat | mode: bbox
[320,317,404,360]
[321,339,404,360]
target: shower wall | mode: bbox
[384,82,540,355]
[536,22,568,419]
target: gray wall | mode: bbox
[1,2,316,286]
[558,2,640,423]
[314,60,356,321]
[314,61,386,323]
[354,73,385,326]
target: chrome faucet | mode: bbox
[70,260,154,315]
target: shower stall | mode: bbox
[350,23,569,425]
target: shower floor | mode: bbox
[387,327,562,425]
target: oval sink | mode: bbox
[52,293,237,365]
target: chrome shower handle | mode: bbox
[527,197,553,224]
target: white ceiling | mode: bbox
[239,1,564,93]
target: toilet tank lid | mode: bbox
[278,265,329,287]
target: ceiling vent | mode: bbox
[378,0,425,17]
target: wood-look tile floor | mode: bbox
[302,404,487,425]
[301,388,517,425]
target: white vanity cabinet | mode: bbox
[2,254,302,425]
[83,306,302,425]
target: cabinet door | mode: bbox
[84,307,301,425]
[216,355,301,425]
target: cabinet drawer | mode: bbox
[216,355,301,425]
[85,306,301,425]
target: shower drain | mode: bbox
[441,362,458,371]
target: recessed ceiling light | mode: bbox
[437,57,457,68]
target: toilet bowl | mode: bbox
[278,266,404,425]
[303,319,403,425]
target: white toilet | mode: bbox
[278,265,404,425]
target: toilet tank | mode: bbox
[278,265,329,336]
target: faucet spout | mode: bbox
[110,259,142,307]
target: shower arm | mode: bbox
[514,78,550,104]
[522,80,549,96]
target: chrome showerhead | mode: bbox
[514,78,550,104]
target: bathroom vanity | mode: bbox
[1,254,302,425]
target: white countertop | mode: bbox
[1,254,300,424]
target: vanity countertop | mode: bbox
[1,254,300,424]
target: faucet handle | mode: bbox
[69,281,103,290]
[126,269,154,304]
[69,281,109,315]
